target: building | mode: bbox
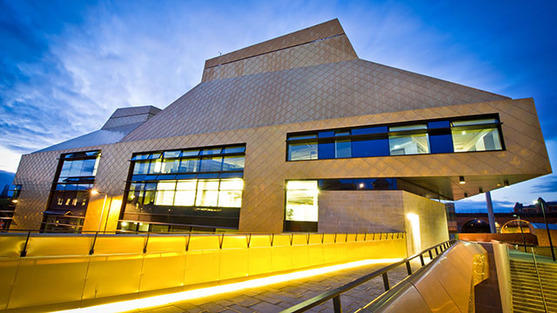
[9,19,551,251]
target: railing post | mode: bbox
[405,261,412,275]
[20,231,31,257]
[428,249,433,260]
[435,247,439,255]
[419,254,425,266]
[333,295,342,313]
[382,272,390,291]
[143,233,150,254]
[89,231,99,255]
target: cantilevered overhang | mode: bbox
[281,97,551,201]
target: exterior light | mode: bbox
[406,213,421,253]
[358,183,365,189]
[11,199,18,204]
[50,257,403,313]
[462,131,466,135]
[121,222,128,227]
[459,176,466,184]
[90,189,99,195]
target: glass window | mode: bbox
[201,147,222,155]
[148,159,162,174]
[181,149,200,157]
[143,183,157,206]
[200,156,223,172]
[288,141,318,160]
[285,180,318,222]
[148,153,162,160]
[155,181,176,206]
[163,150,181,159]
[223,146,245,154]
[68,160,84,177]
[218,178,243,207]
[133,160,150,175]
[389,125,429,155]
[318,142,335,159]
[60,162,72,177]
[179,158,199,173]
[131,153,149,161]
[351,138,389,157]
[195,179,219,207]
[452,118,498,127]
[335,131,351,158]
[451,126,502,152]
[222,156,244,171]
[174,179,197,206]
[160,159,179,174]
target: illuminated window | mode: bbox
[125,144,246,230]
[45,150,101,233]
[285,180,319,222]
[155,181,176,206]
[174,180,197,206]
[451,119,502,152]
[160,159,179,173]
[195,179,219,207]
[389,124,429,155]
[218,178,243,207]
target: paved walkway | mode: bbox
[139,258,428,313]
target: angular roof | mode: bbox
[36,105,160,153]
[123,19,507,142]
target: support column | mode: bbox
[486,191,496,233]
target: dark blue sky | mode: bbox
[1,0,556,212]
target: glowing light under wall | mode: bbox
[51,257,402,313]
[406,213,421,252]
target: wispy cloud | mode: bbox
[1,0,556,206]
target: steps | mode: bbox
[510,258,557,312]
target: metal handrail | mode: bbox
[281,239,456,313]
[531,247,548,312]
[0,230,406,258]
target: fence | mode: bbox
[0,231,406,311]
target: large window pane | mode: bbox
[285,180,318,222]
[452,127,502,152]
[155,181,176,206]
[161,159,179,174]
[195,179,219,206]
[218,178,243,208]
[389,134,430,155]
[81,159,97,176]
[288,141,318,160]
[335,131,351,158]
[68,160,83,177]
[148,159,162,174]
[174,179,197,206]
[389,125,429,155]
[133,160,150,175]
[200,157,223,172]
[222,156,245,171]
[179,158,199,173]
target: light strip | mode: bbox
[51,258,402,313]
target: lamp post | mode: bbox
[513,214,527,253]
[538,197,555,262]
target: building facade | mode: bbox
[9,20,551,249]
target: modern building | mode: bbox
[9,19,551,251]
